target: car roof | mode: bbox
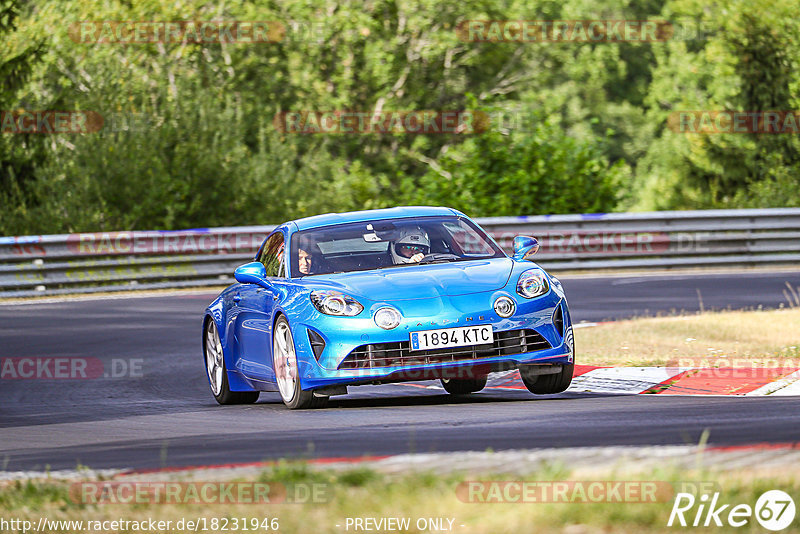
[291,206,461,231]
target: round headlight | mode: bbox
[310,290,364,316]
[374,307,402,330]
[517,268,550,299]
[493,296,516,318]
[322,295,346,315]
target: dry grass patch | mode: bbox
[574,308,800,367]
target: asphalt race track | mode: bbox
[2,270,800,471]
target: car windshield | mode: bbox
[290,216,505,277]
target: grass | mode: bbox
[574,308,800,367]
[2,461,799,533]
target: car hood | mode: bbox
[305,258,514,301]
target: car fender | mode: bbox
[203,285,256,392]
[273,285,323,391]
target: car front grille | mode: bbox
[337,328,551,370]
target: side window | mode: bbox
[444,221,495,255]
[258,233,286,278]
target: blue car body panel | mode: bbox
[203,207,573,394]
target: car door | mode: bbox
[234,231,286,383]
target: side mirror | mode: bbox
[234,261,270,287]
[512,236,539,261]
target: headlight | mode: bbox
[310,290,364,316]
[517,269,550,299]
[493,296,516,318]
[374,307,402,329]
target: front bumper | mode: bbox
[291,289,573,390]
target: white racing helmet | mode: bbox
[391,227,430,264]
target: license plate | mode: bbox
[409,325,493,351]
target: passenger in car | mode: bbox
[297,235,319,275]
[298,248,313,275]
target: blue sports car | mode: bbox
[203,206,574,409]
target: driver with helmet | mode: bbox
[391,227,430,264]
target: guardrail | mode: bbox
[2,208,799,298]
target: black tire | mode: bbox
[519,363,574,394]
[215,369,261,405]
[273,316,328,409]
[283,388,329,410]
[204,319,259,405]
[440,375,487,394]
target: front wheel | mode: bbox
[441,376,487,394]
[520,363,574,394]
[205,320,259,405]
[273,316,328,409]
[521,331,575,394]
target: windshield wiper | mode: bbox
[418,253,461,265]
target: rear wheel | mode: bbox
[273,316,328,409]
[205,320,259,405]
[440,376,487,394]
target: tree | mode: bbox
[0,0,45,234]
[628,0,800,210]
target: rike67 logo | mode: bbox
[668,490,796,531]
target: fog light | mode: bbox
[494,296,516,318]
[374,307,402,330]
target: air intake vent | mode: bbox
[553,304,564,337]
[307,329,326,361]
[338,329,551,370]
